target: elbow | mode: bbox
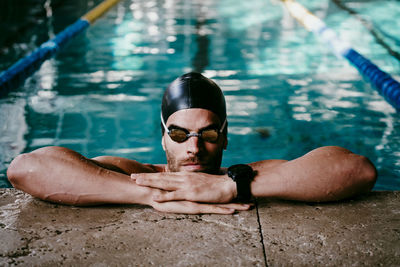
[7,153,33,190]
[8,146,67,188]
[353,155,377,192]
[364,158,378,189]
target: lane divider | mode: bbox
[0,0,120,94]
[281,0,400,110]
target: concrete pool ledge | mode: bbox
[0,189,399,266]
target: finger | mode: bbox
[153,201,235,215]
[153,191,185,202]
[198,204,236,215]
[217,203,253,211]
[131,172,183,181]
[131,173,185,190]
[131,173,162,180]
[135,177,181,191]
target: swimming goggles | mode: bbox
[161,113,226,143]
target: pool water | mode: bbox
[1,0,399,189]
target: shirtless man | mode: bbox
[7,72,377,214]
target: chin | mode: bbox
[196,167,221,174]
[179,164,218,174]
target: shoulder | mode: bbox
[92,156,166,174]
[143,164,167,173]
[248,159,288,170]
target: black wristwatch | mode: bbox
[227,164,255,202]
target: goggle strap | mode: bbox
[160,113,169,133]
[219,118,227,133]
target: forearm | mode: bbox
[7,147,153,206]
[249,146,377,202]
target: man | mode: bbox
[7,72,377,214]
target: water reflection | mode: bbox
[0,0,399,189]
[0,99,27,187]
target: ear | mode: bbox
[161,135,166,151]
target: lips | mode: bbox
[182,164,203,171]
[182,160,206,171]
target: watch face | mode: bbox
[228,164,254,181]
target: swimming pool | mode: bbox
[1,0,399,189]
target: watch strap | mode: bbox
[227,164,255,202]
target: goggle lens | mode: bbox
[169,129,189,143]
[161,113,226,144]
[200,129,219,142]
[168,128,219,143]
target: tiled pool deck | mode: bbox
[1,189,399,266]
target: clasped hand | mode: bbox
[131,172,251,214]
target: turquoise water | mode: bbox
[1,0,399,189]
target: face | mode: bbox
[162,108,227,174]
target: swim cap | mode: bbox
[161,72,227,128]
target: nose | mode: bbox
[186,135,201,155]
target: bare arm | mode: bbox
[249,146,377,202]
[7,146,250,214]
[7,146,153,205]
[135,146,377,203]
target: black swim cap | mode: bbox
[161,72,227,128]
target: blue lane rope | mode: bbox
[281,0,400,111]
[344,49,400,108]
[0,20,89,93]
[0,0,120,95]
